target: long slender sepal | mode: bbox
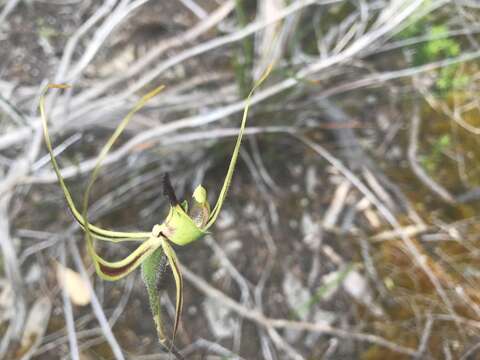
[205,65,273,230]
[81,85,165,240]
[163,173,179,206]
[39,84,151,241]
[80,85,165,270]
[160,237,183,344]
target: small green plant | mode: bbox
[40,67,271,356]
[294,264,354,319]
[36,18,57,41]
[435,65,469,92]
[420,133,451,174]
[420,25,460,60]
[398,23,468,93]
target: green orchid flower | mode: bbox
[39,66,271,353]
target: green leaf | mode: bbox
[294,264,354,319]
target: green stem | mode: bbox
[234,0,254,97]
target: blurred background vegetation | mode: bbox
[2,0,480,359]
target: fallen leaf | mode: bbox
[0,279,14,322]
[16,296,52,360]
[56,262,91,306]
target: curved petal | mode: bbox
[88,236,161,281]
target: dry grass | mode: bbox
[2,0,480,359]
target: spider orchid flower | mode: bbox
[39,66,271,350]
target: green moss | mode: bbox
[36,18,58,40]
[397,19,468,93]
[422,26,460,59]
[420,133,451,174]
